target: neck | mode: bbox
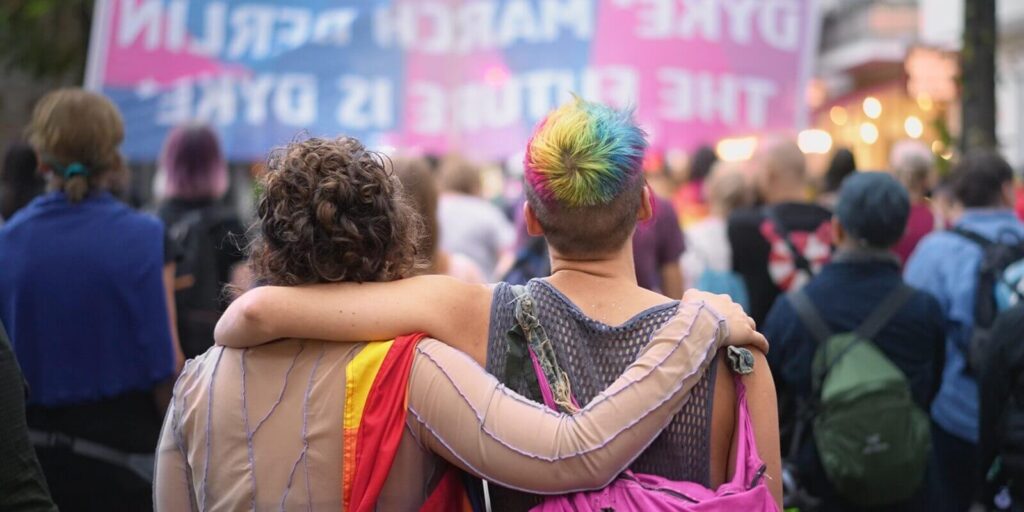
[432,251,448,275]
[764,182,805,204]
[547,240,638,286]
[833,244,901,265]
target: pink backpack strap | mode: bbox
[728,374,768,488]
[529,348,558,410]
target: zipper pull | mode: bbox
[749,464,768,489]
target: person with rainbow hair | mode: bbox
[215,97,782,507]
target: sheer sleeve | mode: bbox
[154,380,197,511]
[406,299,724,494]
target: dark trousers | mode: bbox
[27,391,162,512]
[35,447,151,512]
[930,421,980,512]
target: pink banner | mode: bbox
[87,0,820,161]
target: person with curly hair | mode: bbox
[215,98,781,507]
[0,88,182,511]
[155,135,765,510]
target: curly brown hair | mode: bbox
[249,137,422,286]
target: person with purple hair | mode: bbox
[214,97,781,506]
[156,124,246,359]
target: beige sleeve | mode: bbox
[405,299,724,494]
[154,401,197,511]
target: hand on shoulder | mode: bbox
[683,289,768,354]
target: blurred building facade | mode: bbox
[920,0,1024,168]
[809,0,949,171]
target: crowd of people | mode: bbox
[1,86,1023,512]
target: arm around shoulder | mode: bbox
[215,276,494,366]
[405,300,725,493]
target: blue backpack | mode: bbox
[695,269,750,312]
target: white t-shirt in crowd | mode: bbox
[438,193,515,278]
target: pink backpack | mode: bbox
[506,286,779,512]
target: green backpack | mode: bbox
[788,285,931,506]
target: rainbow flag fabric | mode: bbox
[342,333,469,512]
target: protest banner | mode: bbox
[86,0,819,161]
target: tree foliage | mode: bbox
[0,0,94,81]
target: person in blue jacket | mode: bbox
[0,88,182,511]
[905,151,1024,511]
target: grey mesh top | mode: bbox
[486,280,718,505]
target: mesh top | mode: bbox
[485,280,717,507]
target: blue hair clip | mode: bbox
[63,162,89,179]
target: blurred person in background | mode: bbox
[905,151,1024,511]
[764,172,945,511]
[632,190,685,299]
[979,302,1024,511]
[817,148,856,210]
[501,198,552,285]
[0,319,58,512]
[155,124,246,359]
[931,176,962,230]
[0,88,182,511]
[729,138,833,326]
[1,143,45,223]
[393,156,484,283]
[673,144,716,228]
[681,161,754,308]
[890,141,937,264]
[437,154,514,279]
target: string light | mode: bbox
[860,122,879,144]
[905,116,924,139]
[863,97,882,119]
[798,129,833,154]
[716,137,758,162]
[830,106,848,126]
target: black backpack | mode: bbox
[952,228,1024,373]
[169,206,239,358]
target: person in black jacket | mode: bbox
[0,319,58,512]
[155,124,246,358]
[980,302,1024,511]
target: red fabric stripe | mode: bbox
[347,333,466,512]
[348,333,425,512]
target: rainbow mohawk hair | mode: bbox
[525,97,647,208]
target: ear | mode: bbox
[831,216,845,246]
[638,184,654,222]
[35,152,52,175]
[524,202,545,236]
[1003,181,1016,209]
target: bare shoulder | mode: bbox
[739,349,776,401]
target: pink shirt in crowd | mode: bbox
[895,202,935,265]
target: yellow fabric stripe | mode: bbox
[342,340,394,508]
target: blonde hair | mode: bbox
[704,162,752,216]
[758,137,806,182]
[890,140,934,196]
[26,88,125,203]
[438,154,482,196]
